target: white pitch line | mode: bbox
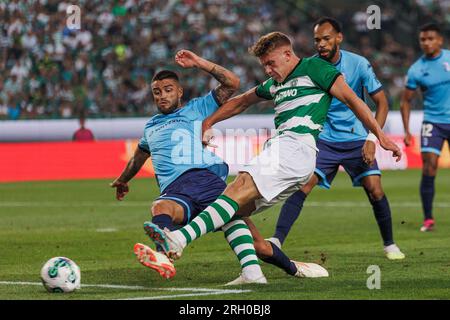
[1,201,450,208]
[0,281,251,297]
[0,281,153,290]
[95,228,118,233]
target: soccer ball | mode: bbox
[40,257,81,293]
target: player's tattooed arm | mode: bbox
[110,147,149,200]
[118,147,149,182]
[175,49,240,105]
[208,64,240,105]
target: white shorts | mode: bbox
[239,131,317,215]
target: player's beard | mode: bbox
[157,100,180,114]
[319,44,338,62]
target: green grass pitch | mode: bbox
[1,169,449,300]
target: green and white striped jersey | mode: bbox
[255,57,341,139]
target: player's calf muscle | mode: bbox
[253,240,273,258]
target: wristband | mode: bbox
[366,132,377,142]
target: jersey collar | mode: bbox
[423,50,443,61]
[333,51,342,66]
[279,58,303,84]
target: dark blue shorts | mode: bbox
[156,169,227,225]
[315,139,381,189]
[420,122,450,156]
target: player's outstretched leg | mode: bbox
[144,194,239,259]
[144,172,261,260]
[222,218,267,285]
[362,176,405,260]
[247,218,328,278]
[149,200,183,252]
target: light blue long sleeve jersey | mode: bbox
[319,50,383,142]
[406,49,450,124]
[138,91,228,192]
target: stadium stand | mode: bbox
[0,0,448,120]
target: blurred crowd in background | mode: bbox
[0,0,449,120]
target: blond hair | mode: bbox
[248,32,292,57]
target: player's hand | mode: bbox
[175,50,202,69]
[110,179,129,201]
[362,140,376,167]
[404,132,412,147]
[379,134,402,162]
[201,120,218,148]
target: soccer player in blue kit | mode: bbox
[111,50,268,284]
[401,23,450,232]
[249,17,405,265]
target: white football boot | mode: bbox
[143,222,184,260]
[292,260,329,278]
[133,243,176,279]
[384,244,406,260]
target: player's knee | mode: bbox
[363,181,385,201]
[225,173,256,200]
[423,166,437,177]
[254,239,272,259]
[422,161,438,176]
[230,173,250,189]
[301,182,314,195]
[367,187,385,201]
[151,201,175,217]
[301,174,318,195]
[362,176,385,201]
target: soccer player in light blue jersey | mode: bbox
[401,23,450,232]
[248,17,405,266]
[111,50,267,285]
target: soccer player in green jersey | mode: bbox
[142,32,402,273]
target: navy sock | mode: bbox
[260,242,298,276]
[273,191,307,244]
[368,195,394,246]
[151,214,176,231]
[420,175,435,220]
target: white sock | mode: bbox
[242,264,265,281]
[384,244,400,252]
